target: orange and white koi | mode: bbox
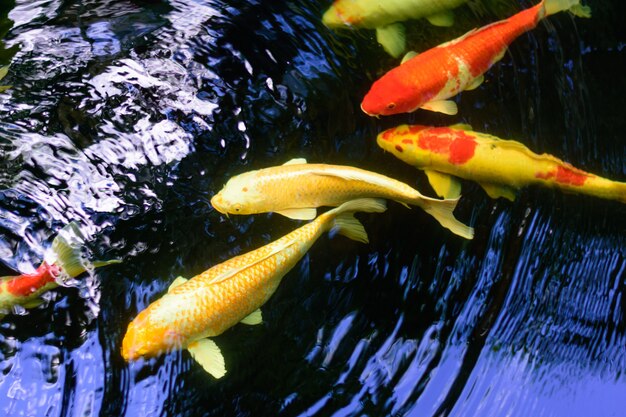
[121,198,387,378]
[377,124,626,203]
[210,158,473,239]
[0,223,120,318]
[361,0,590,117]
[322,0,469,57]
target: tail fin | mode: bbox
[543,0,591,17]
[421,198,475,240]
[47,222,121,284]
[326,198,387,243]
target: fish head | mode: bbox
[121,304,183,361]
[376,125,431,166]
[322,1,366,28]
[361,72,419,117]
[211,171,264,216]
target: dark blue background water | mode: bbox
[0,0,624,416]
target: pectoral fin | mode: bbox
[283,158,307,165]
[421,100,458,115]
[240,309,263,325]
[479,183,517,201]
[401,51,418,65]
[0,66,8,81]
[424,170,462,199]
[376,23,406,58]
[168,276,188,292]
[426,10,454,27]
[276,207,317,220]
[465,75,484,91]
[187,338,227,379]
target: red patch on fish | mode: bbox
[380,130,394,141]
[402,139,413,144]
[417,127,477,165]
[535,166,590,186]
[555,166,589,186]
[6,262,60,297]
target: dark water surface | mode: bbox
[0,0,624,416]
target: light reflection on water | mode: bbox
[0,0,624,416]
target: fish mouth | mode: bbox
[360,103,379,118]
[210,195,227,215]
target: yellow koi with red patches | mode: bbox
[210,158,473,239]
[377,124,626,203]
[361,0,591,116]
[121,199,387,378]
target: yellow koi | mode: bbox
[121,198,387,378]
[210,158,473,239]
[377,124,626,203]
[322,0,469,57]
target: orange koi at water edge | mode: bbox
[121,198,387,378]
[0,222,120,318]
[377,124,626,203]
[361,0,591,117]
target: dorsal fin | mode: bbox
[203,239,298,286]
[283,158,307,165]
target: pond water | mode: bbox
[0,0,624,416]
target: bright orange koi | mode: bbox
[0,223,120,318]
[121,199,387,378]
[377,124,626,203]
[361,0,590,117]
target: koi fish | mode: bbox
[210,158,473,239]
[121,198,387,378]
[322,0,469,57]
[0,223,120,318]
[361,0,591,117]
[377,124,626,203]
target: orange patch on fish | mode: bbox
[417,128,477,165]
[535,166,590,186]
[402,139,413,144]
[7,263,59,297]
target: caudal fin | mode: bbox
[47,222,121,284]
[421,198,474,240]
[543,0,591,17]
[326,198,387,243]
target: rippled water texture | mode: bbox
[0,0,624,416]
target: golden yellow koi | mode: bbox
[377,124,626,203]
[121,198,387,378]
[210,158,473,239]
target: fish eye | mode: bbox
[387,103,396,110]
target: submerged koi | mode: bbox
[121,198,387,378]
[0,223,120,318]
[210,158,473,239]
[361,0,591,116]
[322,0,469,57]
[377,124,626,203]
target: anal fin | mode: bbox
[187,338,227,379]
[424,170,462,199]
[479,183,517,201]
[376,23,405,58]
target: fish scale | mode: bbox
[121,200,376,368]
